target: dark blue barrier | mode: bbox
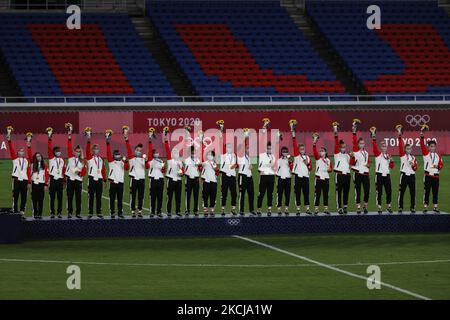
[21,213,450,241]
[0,214,22,243]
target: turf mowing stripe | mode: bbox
[233,235,432,300]
[1,258,449,269]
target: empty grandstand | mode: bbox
[0,12,174,97]
[307,0,450,96]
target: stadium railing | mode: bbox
[0,0,144,11]
[0,94,449,107]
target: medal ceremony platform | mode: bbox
[1,211,449,243]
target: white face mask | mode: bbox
[54,151,62,157]
[93,149,100,156]
[135,151,142,157]
[226,147,233,154]
[114,155,122,161]
[340,148,346,154]
[320,151,326,157]
[172,149,180,160]
[282,152,289,157]
[153,153,159,159]
[207,154,214,161]
[17,151,25,158]
[359,143,365,149]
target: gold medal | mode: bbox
[97,170,101,174]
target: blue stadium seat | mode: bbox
[0,12,175,96]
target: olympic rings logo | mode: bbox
[185,136,213,149]
[405,114,430,127]
[227,218,241,226]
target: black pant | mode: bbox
[354,172,370,204]
[424,175,439,206]
[375,173,392,206]
[277,177,291,207]
[314,178,329,207]
[130,178,145,211]
[167,178,182,214]
[67,180,82,216]
[31,183,45,217]
[202,181,217,209]
[221,174,237,207]
[12,179,27,213]
[239,174,254,213]
[398,173,416,209]
[185,177,200,213]
[150,178,164,215]
[335,174,351,209]
[88,177,103,215]
[49,177,63,215]
[257,175,275,208]
[109,182,124,215]
[294,175,310,207]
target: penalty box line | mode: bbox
[233,235,432,301]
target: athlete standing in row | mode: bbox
[237,129,254,216]
[312,133,332,215]
[6,128,31,218]
[396,125,417,214]
[148,129,165,218]
[47,128,65,218]
[164,128,184,217]
[106,131,129,219]
[276,146,292,216]
[257,141,276,216]
[217,121,238,216]
[65,126,86,219]
[332,122,351,215]
[351,119,370,214]
[184,140,201,217]
[28,142,49,219]
[371,127,394,214]
[124,127,148,218]
[291,123,312,215]
[85,129,106,218]
[420,125,443,213]
[201,132,219,217]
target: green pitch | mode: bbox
[0,157,448,215]
[0,233,449,299]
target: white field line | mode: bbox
[233,235,433,300]
[0,258,449,269]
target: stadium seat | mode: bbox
[148,0,345,96]
[306,0,450,95]
[0,13,175,96]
